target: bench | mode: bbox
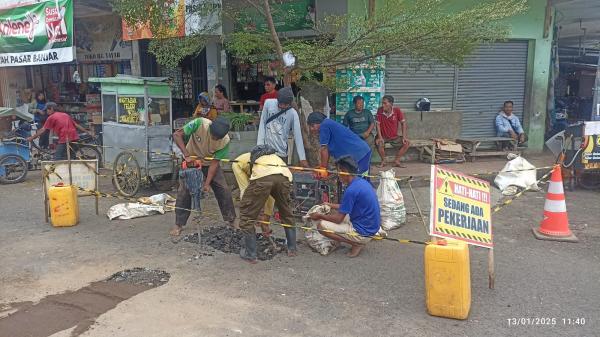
[455,137,520,161]
[381,139,436,164]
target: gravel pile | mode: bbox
[106,268,170,287]
[183,226,287,260]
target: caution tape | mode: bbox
[74,140,554,184]
[73,185,431,246]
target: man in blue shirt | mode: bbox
[307,112,372,176]
[309,155,381,257]
[495,101,527,149]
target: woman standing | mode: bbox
[213,84,231,113]
[33,92,49,149]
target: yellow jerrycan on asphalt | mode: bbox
[48,183,79,227]
[424,238,471,320]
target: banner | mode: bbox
[0,0,74,67]
[335,56,385,117]
[76,16,132,62]
[122,0,222,41]
[238,0,315,33]
[430,165,493,248]
[122,0,185,41]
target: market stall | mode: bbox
[89,75,174,196]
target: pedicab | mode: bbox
[88,75,176,197]
[0,107,33,184]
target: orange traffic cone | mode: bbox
[532,165,578,242]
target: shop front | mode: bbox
[0,0,135,141]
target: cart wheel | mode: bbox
[0,154,28,184]
[577,172,600,190]
[75,145,103,167]
[112,151,141,197]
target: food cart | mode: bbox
[88,75,174,196]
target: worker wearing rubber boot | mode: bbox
[238,145,297,264]
[232,151,276,240]
[171,116,237,236]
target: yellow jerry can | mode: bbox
[424,238,471,320]
[48,183,79,227]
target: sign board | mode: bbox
[42,160,98,196]
[0,0,74,67]
[238,0,314,33]
[75,15,132,62]
[335,56,385,116]
[122,0,222,41]
[430,165,493,248]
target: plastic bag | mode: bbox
[494,155,539,195]
[302,204,336,255]
[376,169,406,231]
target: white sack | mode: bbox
[302,204,335,255]
[376,169,406,231]
[494,155,540,195]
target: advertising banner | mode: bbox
[430,165,493,249]
[76,15,132,62]
[238,0,315,33]
[0,0,74,67]
[122,0,222,41]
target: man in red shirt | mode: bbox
[259,76,278,111]
[27,102,91,160]
[375,95,410,168]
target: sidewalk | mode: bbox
[370,152,556,185]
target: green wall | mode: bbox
[347,0,552,151]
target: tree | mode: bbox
[112,0,528,83]
[112,0,527,165]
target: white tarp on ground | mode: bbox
[107,193,176,220]
[494,155,540,196]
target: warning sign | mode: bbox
[430,165,493,248]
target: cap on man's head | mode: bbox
[277,87,294,105]
[44,102,57,111]
[209,116,231,139]
[336,155,358,174]
[307,112,326,125]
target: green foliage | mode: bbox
[224,32,274,64]
[220,112,255,131]
[111,0,528,86]
[149,35,209,70]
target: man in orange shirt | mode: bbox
[259,76,278,112]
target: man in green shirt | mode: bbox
[343,96,376,147]
[171,116,236,236]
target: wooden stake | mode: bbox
[488,248,495,289]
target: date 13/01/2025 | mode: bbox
[507,317,586,326]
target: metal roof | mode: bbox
[554,0,600,49]
[88,75,170,85]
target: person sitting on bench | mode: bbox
[375,95,410,168]
[495,100,527,150]
[309,155,381,258]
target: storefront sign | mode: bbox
[0,0,74,67]
[121,0,221,41]
[185,0,222,35]
[76,15,132,62]
[118,96,144,124]
[238,0,315,33]
[430,166,493,249]
[335,56,385,117]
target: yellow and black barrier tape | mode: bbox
[72,141,553,183]
[74,185,431,246]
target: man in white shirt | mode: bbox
[257,87,308,167]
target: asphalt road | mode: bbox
[0,170,598,337]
